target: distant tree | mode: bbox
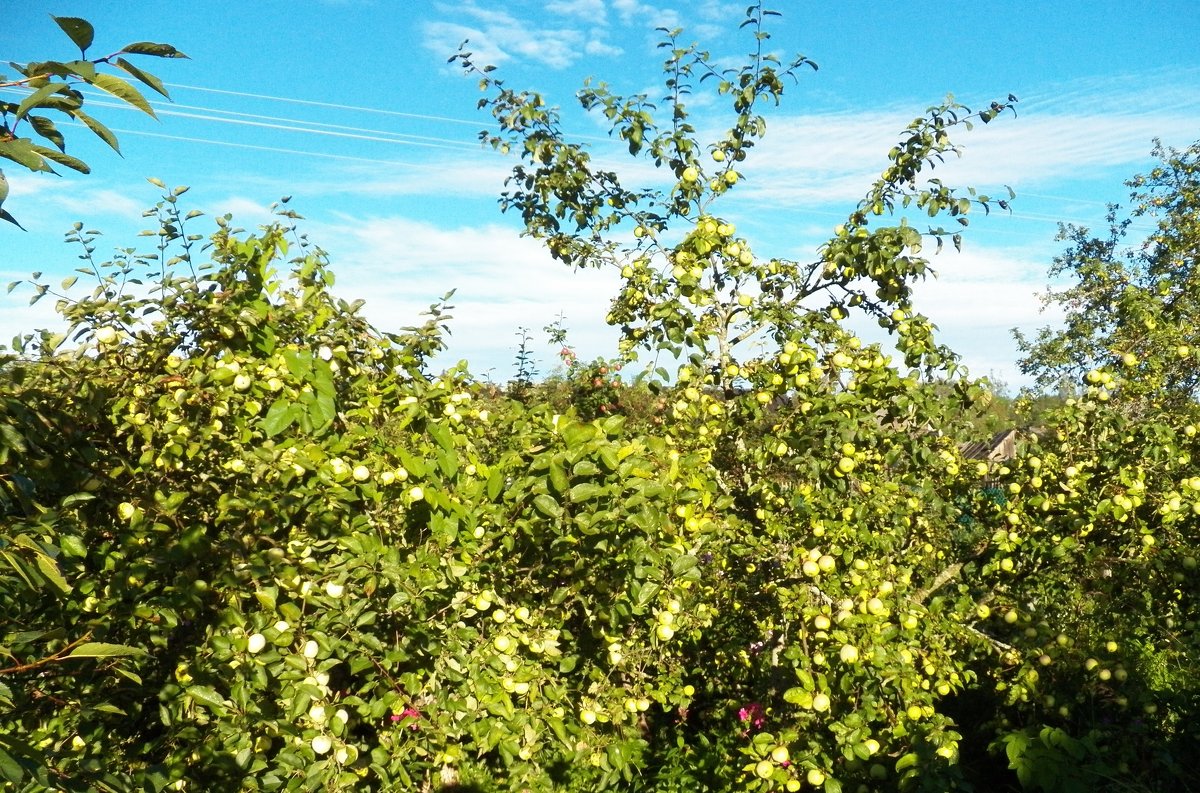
[1015,139,1200,413]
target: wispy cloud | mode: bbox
[720,71,1200,213]
[325,156,513,199]
[0,174,149,232]
[311,215,622,372]
[546,0,608,22]
[423,2,624,70]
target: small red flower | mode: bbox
[738,702,766,730]
[391,706,422,731]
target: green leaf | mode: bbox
[633,581,660,608]
[119,42,189,59]
[71,109,121,154]
[63,60,96,81]
[59,535,86,557]
[114,57,169,97]
[0,550,35,589]
[549,459,569,494]
[533,494,562,518]
[34,553,71,595]
[0,746,23,785]
[185,685,228,714]
[52,16,95,53]
[90,703,127,715]
[89,73,156,118]
[569,482,605,503]
[60,491,95,507]
[670,554,698,577]
[261,399,298,437]
[282,348,313,378]
[66,642,147,659]
[0,138,54,172]
[307,391,336,433]
[30,145,90,174]
[16,83,67,119]
[487,468,504,501]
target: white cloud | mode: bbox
[325,156,512,200]
[719,75,1199,213]
[546,0,608,22]
[51,189,144,220]
[585,38,625,57]
[212,196,280,227]
[311,215,622,374]
[423,4,594,69]
[424,20,509,68]
[611,0,680,30]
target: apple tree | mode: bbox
[452,3,1045,789]
[1015,139,1200,413]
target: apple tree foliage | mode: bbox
[0,5,1198,792]
[1015,140,1200,413]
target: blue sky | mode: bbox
[3,1,1199,388]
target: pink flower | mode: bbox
[738,702,766,729]
[391,706,422,730]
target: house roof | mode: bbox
[959,428,1018,461]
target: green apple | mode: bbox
[682,166,699,183]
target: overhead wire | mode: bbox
[162,82,616,143]
[0,78,1176,235]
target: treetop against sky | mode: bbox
[2,1,1198,386]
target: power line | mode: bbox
[164,82,494,127]
[162,81,615,144]
[1,80,1185,217]
[61,123,473,168]
[0,88,487,153]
